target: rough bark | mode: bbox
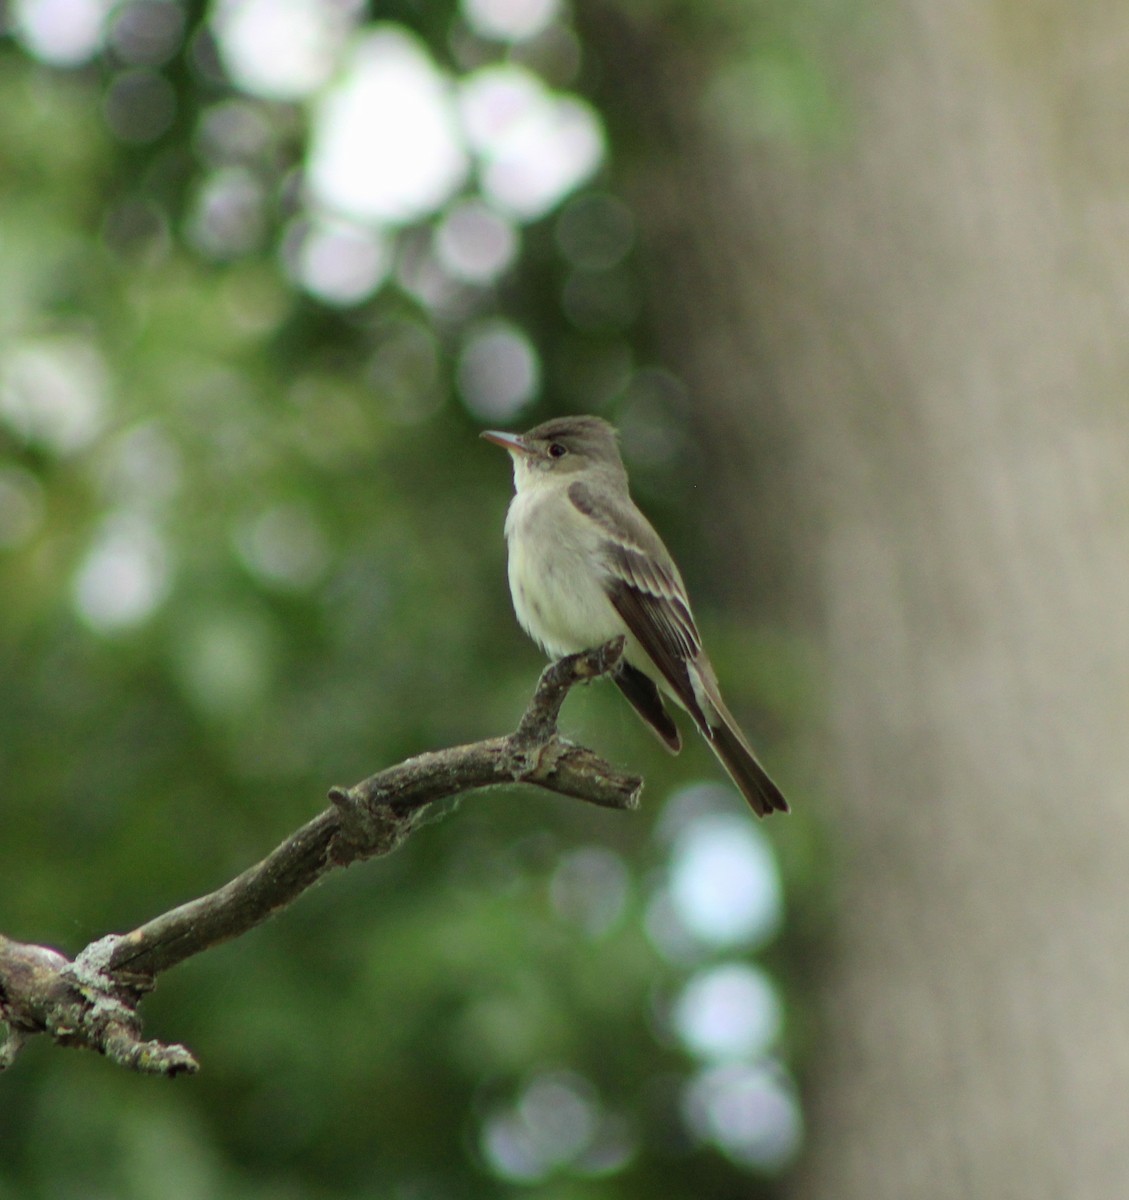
[596,1,1129,1196]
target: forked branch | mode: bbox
[0,640,639,1076]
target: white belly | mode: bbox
[504,487,626,659]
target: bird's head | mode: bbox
[481,415,625,487]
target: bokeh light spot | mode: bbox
[518,1071,599,1166]
[102,196,172,264]
[235,502,331,591]
[462,0,560,43]
[73,514,170,632]
[103,69,177,144]
[457,320,540,420]
[435,200,519,284]
[108,0,185,66]
[0,337,108,455]
[187,168,266,259]
[308,27,468,226]
[212,0,355,100]
[549,845,629,938]
[481,1111,547,1184]
[459,65,605,219]
[287,217,389,306]
[683,1062,802,1171]
[555,192,635,270]
[667,811,783,949]
[195,99,277,168]
[481,1070,602,1182]
[99,421,182,509]
[673,962,783,1062]
[172,611,277,717]
[12,0,110,65]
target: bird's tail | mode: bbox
[709,719,789,816]
[689,667,789,817]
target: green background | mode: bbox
[0,2,821,1195]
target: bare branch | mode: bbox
[0,640,641,1074]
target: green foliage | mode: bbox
[0,5,819,1196]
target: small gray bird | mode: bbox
[482,415,788,816]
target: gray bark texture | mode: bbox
[600,1,1129,1196]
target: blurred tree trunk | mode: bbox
[589,1,1129,1196]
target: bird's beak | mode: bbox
[480,430,532,455]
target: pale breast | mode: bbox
[504,486,625,658]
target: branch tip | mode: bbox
[104,1027,199,1076]
[0,636,647,1076]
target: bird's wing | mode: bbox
[568,480,711,735]
[568,481,788,816]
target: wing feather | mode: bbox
[568,481,711,735]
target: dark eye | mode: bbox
[547,442,567,459]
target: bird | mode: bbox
[481,415,788,816]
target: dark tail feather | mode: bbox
[709,719,789,817]
[613,663,682,753]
